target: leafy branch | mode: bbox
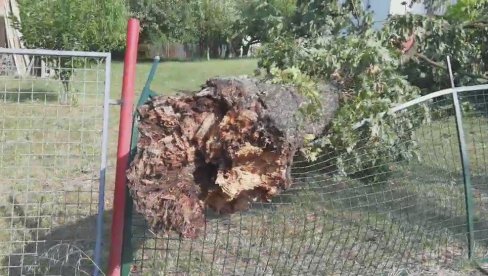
[414,52,488,82]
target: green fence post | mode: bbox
[121,56,161,275]
[447,56,475,260]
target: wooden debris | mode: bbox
[126,77,339,238]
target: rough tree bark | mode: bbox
[126,77,339,239]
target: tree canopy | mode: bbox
[129,0,297,59]
[12,0,128,104]
[127,0,487,180]
[256,0,488,180]
[13,0,487,176]
[14,0,128,52]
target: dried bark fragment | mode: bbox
[126,77,339,238]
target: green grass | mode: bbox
[0,58,258,275]
[126,96,488,274]
[1,58,487,275]
[106,58,259,189]
[110,58,259,98]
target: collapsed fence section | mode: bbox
[0,49,111,275]
[119,57,488,275]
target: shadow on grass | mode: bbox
[135,57,257,63]
[0,210,152,276]
[130,154,488,273]
[3,161,488,275]
[0,88,58,103]
[294,161,488,247]
[0,209,142,276]
[121,163,488,275]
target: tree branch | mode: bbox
[463,21,488,29]
[414,52,444,68]
[452,15,487,29]
[249,38,260,44]
[414,52,488,82]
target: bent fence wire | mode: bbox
[122,59,488,275]
[0,49,111,275]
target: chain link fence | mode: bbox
[120,59,488,275]
[0,49,111,275]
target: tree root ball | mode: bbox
[126,77,339,238]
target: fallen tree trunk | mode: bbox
[126,77,339,238]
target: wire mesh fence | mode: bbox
[461,89,488,259]
[121,61,488,275]
[0,49,111,275]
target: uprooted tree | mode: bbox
[126,77,339,238]
[125,0,488,239]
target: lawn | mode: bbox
[106,58,259,186]
[0,58,259,275]
[110,58,259,98]
[0,57,487,275]
[126,112,488,275]
[122,68,488,275]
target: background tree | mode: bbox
[12,0,128,103]
[195,0,237,60]
[129,0,297,59]
[232,0,297,57]
[128,0,199,45]
[129,0,239,60]
[383,0,488,93]
[444,0,488,20]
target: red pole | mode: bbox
[108,18,140,276]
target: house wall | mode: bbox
[366,0,392,28]
[389,0,427,15]
[368,0,458,29]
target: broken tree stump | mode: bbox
[126,77,339,238]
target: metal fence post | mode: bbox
[121,56,160,276]
[0,48,112,275]
[447,56,475,259]
[93,53,112,276]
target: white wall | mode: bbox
[389,0,426,16]
[365,0,392,29]
[337,0,457,29]
[366,0,458,28]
